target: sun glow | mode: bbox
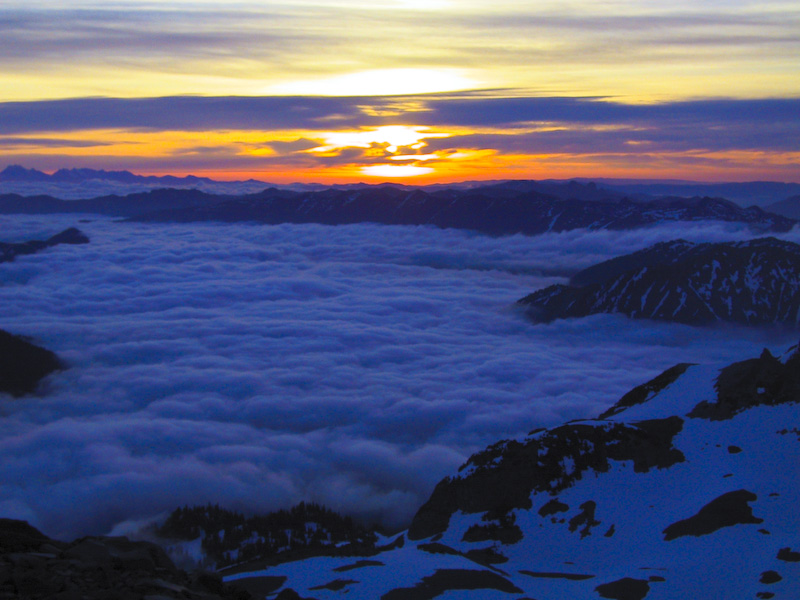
[309,126,450,154]
[270,69,476,97]
[361,164,434,177]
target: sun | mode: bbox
[309,126,449,154]
[361,165,434,178]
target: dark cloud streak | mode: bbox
[2,95,799,140]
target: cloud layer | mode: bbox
[2,95,799,182]
[3,1,799,100]
[0,215,798,538]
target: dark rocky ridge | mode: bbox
[1,181,794,234]
[0,518,250,600]
[0,189,224,218]
[690,347,800,420]
[409,344,800,543]
[129,187,795,235]
[380,569,523,600]
[158,502,379,571]
[0,330,62,396]
[0,227,88,263]
[519,237,800,326]
[223,345,800,598]
[599,362,694,419]
[408,417,685,541]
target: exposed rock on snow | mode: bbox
[519,237,800,326]
[222,344,800,599]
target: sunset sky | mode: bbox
[2,0,799,183]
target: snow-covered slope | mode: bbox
[223,345,800,599]
[519,237,800,326]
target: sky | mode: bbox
[1,214,798,539]
[1,0,799,183]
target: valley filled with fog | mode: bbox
[1,215,797,540]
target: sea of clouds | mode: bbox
[0,215,797,540]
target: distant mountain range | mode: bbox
[3,165,800,208]
[0,165,270,198]
[766,195,800,220]
[127,185,797,235]
[590,179,800,208]
[1,182,794,236]
[0,189,226,218]
[0,165,225,186]
[211,344,800,599]
[518,237,800,326]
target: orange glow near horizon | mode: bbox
[1,127,799,185]
[184,149,800,185]
[307,126,451,155]
[1,1,798,188]
[361,165,434,178]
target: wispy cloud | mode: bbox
[2,1,799,100]
[1,95,797,181]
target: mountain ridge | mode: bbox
[3,326,798,597]
[218,344,800,599]
[519,237,800,326]
[128,186,796,235]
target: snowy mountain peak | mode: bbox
[521,237,800,326]
[221,345,800,599]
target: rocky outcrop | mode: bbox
[0,227,88,264]
[689,347,800,419]
[661,490,763,541]
[408,417,686,541]
[0,228,88,396]
[225,345,800,599]
[0,330,62,396]
[0,519,250,600]
[159,502,379,571]
[519,237,800,326]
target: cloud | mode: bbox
[0,137,113,149]
[0,96,382,135]
[3,2,797,99]
[415,96,800,131]
[0,5,324,68]
[3,96,798,154]
[2,95,798,182]
[0,215,797,538]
